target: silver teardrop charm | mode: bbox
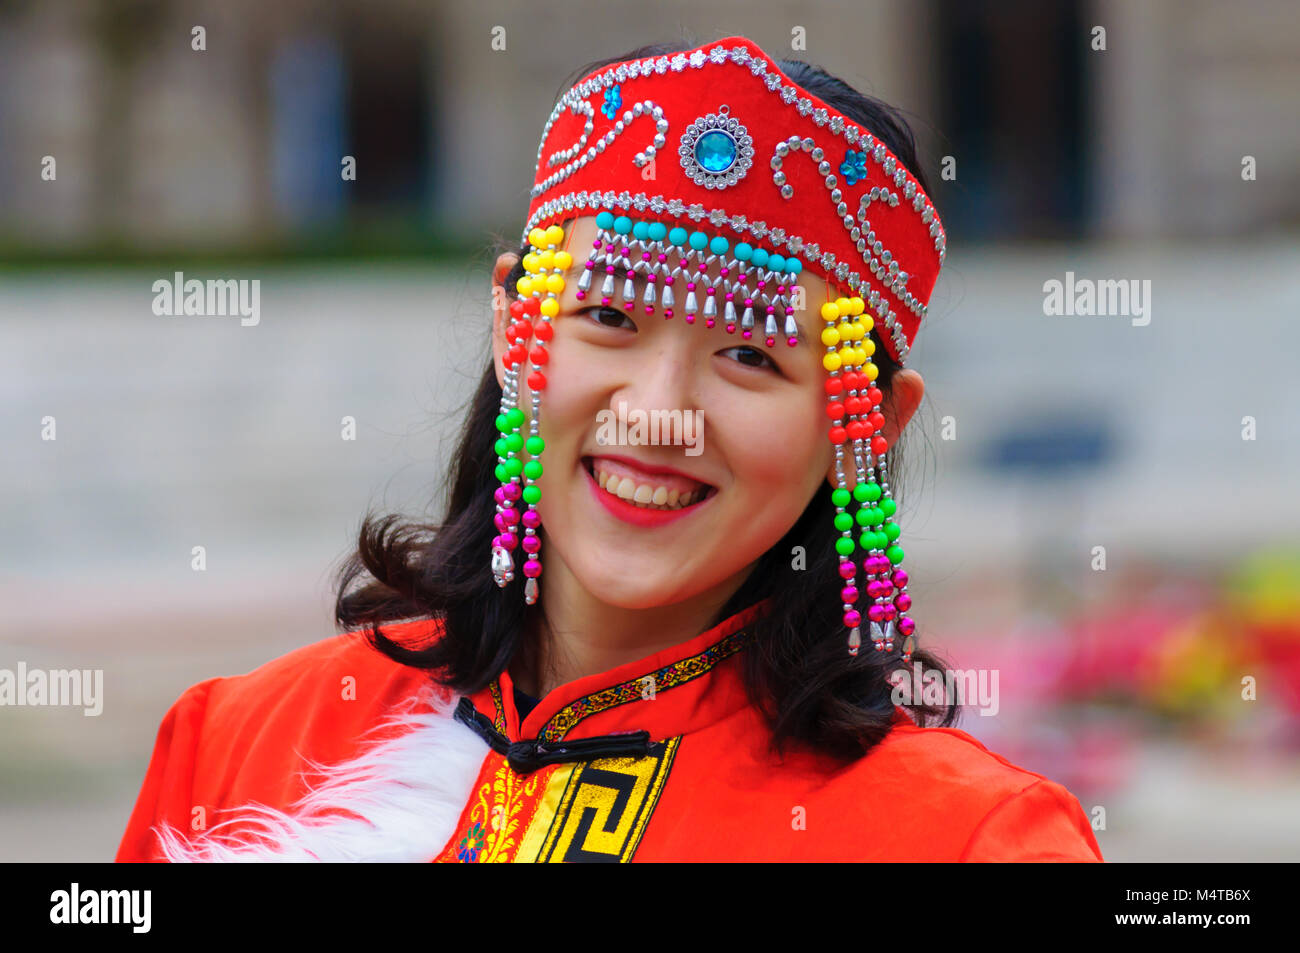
[848,625,862,655]
[600,272,615,297]
[740,305,755,331]
[524,577,539,605]
[684,290,698,314]
[642,279,657,306]
[662,283,675,311]
[764,312,778,339]
[622,275,636,303]
[724,297,737,327]
[703,292,717,319]
[577,267,593,292]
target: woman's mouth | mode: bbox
[581,455,717,526]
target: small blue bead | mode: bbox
[596,211,614,229]
[734,242,753,261]
[668,227,688,246]
[632,221,649,241]
[787,258,803,275]
[613,216,633,235]
[709,235,729,255]
[688,231,708,251]
[648,222,668,241]
[751,247,770,267]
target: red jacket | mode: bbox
[116,602,1103,862]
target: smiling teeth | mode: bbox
[594,467,705,510]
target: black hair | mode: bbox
[334,37,959,762]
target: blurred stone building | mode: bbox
[0,0,1296,250]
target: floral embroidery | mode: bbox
[457,756,544,862]
[456,821,486,862]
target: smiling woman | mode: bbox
[116,34,1103,863]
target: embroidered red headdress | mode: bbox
[496,35,944,660]
[520,34,946,365]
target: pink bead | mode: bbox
[838,562,856,580]
[896,592,912,611]
[494,487,506,504]
[705,318,715,328]
[665,310,673,318]
[841,586,858,603]
[522,536,540,553]
[687,282,696,290]
[868,604,886,622]
[685,315,695,324]
[787,337,798,347]
[866,580,883,598]
[843,610,861,627]
[522,509,541,529]
[523,559,542,578]
[898,616,915,636]
[725,324,735,333]
[576,290,586,300]
[741,330,752,339]
[494,534,513,550]
[501,508,519,525]
[892,569,908,587]
[881,603,897,620]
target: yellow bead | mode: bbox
[545,274,565,294]
[865,361,879,381]
[540,297,559,318]
[516,277,533,297]
[821,302,839,322]
[555,251,573,270]
[838,345,854,364]
[538,250,555,269]
[849,296,865,315]
[863,338,875,356]
[545,225,565,247]
[529,227,547,248]
[861,315,873,332]
[835,297,851,316]
[822,352,842,372]
[820,327,840,346]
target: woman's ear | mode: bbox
[823,368,925,490]
[491,252,520,389]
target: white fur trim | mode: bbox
[155,688,490,862]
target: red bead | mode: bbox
[871,435,889,455]
[825,402,845,420]
[845,397,863,416]
[515,321,533,340]
[529,347,549,365]
[533,321,553,342]
[527,371,547,390]
[829,426,847,444]
[509,300,525,318]
[523,297,540,316]
[505,325,518,344]
[868,411,886,431]
[867,387,883,405]
[509,345,526,365]
[825,378,844,396]
[846,421,865,440]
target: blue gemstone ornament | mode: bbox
[678,104,754,190]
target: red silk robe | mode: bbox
[116,602,1103,862]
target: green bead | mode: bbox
[495,414,510,434]
[494,438,508,457]
[854,507,871,527]
[522,485,541,504]
[523,460,542,480]
[832,488,850,507]
[884,521,901,541]
[506,432,523,452]
[853,483,870,503]
[868,506,885,526]
[834,513,853,532]
[835,537,855,556]
[494,464,507,482]
[858,532,874,550]
[886,544,904,565]
[526,435,545,454]
[881,498,896,517]
[506,407,525,428]
[864,482,882,501]
[871,531,888,550]
[505,458,523,478]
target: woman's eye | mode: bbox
[579,305,635,330]
[720,345,778,372]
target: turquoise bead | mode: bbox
[787,258,803,275]
[669,227,688,246]
[751,247,769,268]
[596,211,614,229]
[688,231,708,251]
[613,215,633,234]
[734,242,753,261]
[648,222,667,241]
[709,235,728,255]
[768,254,786,273]
[632,220,649,241]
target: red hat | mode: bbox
[521,35,946,365]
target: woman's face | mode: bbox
[493,215,920,610]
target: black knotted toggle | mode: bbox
[454,697,651,775]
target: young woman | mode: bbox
[117,35,1103,862]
